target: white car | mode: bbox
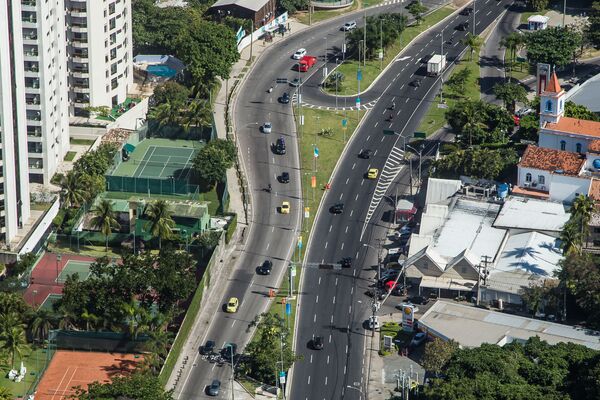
[292,48,307,60]
[516,107,534,117]
[262,122,272,133]
[367,316,380,330]
[342,21,357,31]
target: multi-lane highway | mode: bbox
[291,0,513,399]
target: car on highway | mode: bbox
[200,340,216,355]
[221,343,237,361]
[289,77,303,87]
[359,149,372,159]
[281,201,291,214]
[274,137,286,154]
[293,48,307,59]
[226,297,239,313]
[367,168,379,179]
[262,122,272,133]
[459,7,473,15]
[367,316,380,330]
[278,92,290,104]
[206,379,221,396]
[341,21,357,31]
[456,21,469,31]
[340,257,352,268]
[312,335,324,350]
[408,295,430,305]
[257,260,273,275]
[410,332,427,347]
[410,78,422,87]
[279,171,290,183]
[330,203,344,214]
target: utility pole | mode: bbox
[476,256,491,306]
[230,345,235,400]
[380,18,383,70]
[563,0,566,27]
[363,3,367,67]
[472,0,476,35]
[250,21,254,61]
[309,2,312,25]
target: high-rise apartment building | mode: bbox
[66,0,133,116]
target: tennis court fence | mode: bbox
[105,175,200,196]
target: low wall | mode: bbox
[237,12,289,52]
[312,0,354,9]
[108,98,149,131]
[20,198,60,256]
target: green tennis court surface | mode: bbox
[133,146,195,179]
[56,260,93,284]
[39,293,63,311]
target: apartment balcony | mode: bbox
[27,127,42,138]
[21,12,37,26]
[69,10,87,18]
[25,78,40,89]
[72,86,90,94]
[71,38,88,48]
[21,0,36,10]
[28,159,43,171]
[25,95,41,110]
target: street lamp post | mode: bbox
[56,254,62,282]
[363,242,383,282]
[335,58,339,109]
[472,0,476,35]
[405,144,423,190]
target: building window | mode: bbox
[560,140,566,151]
[576,143,582,153]
[525,173,532,182]
[538,175,545,185]
[545,100,553,112]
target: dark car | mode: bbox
[275,137,286,155]
[257,260,273,275]
[359,149,372,159]
[421,54,433,63]
[330,203,344,214]
[408,295,430,305]
[289,77,303,87]
[459,7,473,15]
[411,79,422,87]
[279,92,290,104]
[221,343,237,361]
[279,172,290,183]
[207,379,221,396]
[456,22,469,31]
[340,257,352,268]
[200,340,216,355]
[312,335,324,350]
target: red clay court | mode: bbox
[23,252,96,308]
[34,350,141,399]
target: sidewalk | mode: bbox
[212,18,309,226]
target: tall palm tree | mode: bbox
[144,200,175,249]
[60,171,87,208]
[183,99,211,132]
[30,309,55,343]
[148,102,179,128]
[90,199,121,251]
[121,300,149,340]
[142,329,172,374]
[0,325,30,368]
[57,308,77,331]
[0,312,26,334]
[80,309,99,331]
[560,221,582,255]
[572,194,595,247]
[0,292,27,315]
[462,33,483,61]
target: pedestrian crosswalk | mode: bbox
[361,144,405,240]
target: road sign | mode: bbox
[290,265,296,277]
[437,103,448,109]
[357,69,362,81]
[356,98,360,109]
[279,371,286,384]
[276,78,287,84]
[383,129,395,135]
[414,131,426,139]
[286,303,291,316]
[314,147,319,158]
[300,115,304,125]
[311,175,316,188]
[342,118,347,127]
[304,207,310,218]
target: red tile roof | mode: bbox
[589,140,600,154]
[544,71,562,94]
[545,117,600,138]
[519,145,585,176]
[512,186,550,199]
[589,179,600,202]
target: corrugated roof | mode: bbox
[425,178,462,205]
[211,0,270,12]
[493,197,568,232]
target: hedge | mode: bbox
[225,213,237,244]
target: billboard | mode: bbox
[401,304,415,332]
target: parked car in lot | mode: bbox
[410,332,427,347]
[257,260,273,275]
[408,295,430,305]
[516,107,534,117]
[293,48,307,59]
[341,21,357,31]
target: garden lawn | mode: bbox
[416,52,480,137]
[327,5,454,96]
[64,151,77,161]
[0,348,49,399]
[296,0,387,26]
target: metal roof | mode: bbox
[424,178,462,206]
[493,197,568,232]
[567,72,600,113]
[418,301,600,350]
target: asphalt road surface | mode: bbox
[291,1,513,399]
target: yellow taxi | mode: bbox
[367,168,379,179]
[226,297,239,313]
[281,201,291,214]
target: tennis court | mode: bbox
[39,293,63,311]
[132,145,195,179]
[56,260,93,283]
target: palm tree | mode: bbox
[59,171,87,208]
[90,199,121,251]
[57,308,77,331]
[80,309,99,331]
[0,325,30,368]
[143,329,172,374]
[0,312,26,334]
[183,99,211,132]
[0,292,27,315]
[144,200,175,249]
[148,102,179,128]
[572,194,595,247]
[462,33,483,61]
[0,386,12,400]
[30,309,55,343]
[560,221,582,255]
[121,300,149,339]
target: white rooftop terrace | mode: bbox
[493,197,568,233]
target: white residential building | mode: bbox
[66,0,133,116]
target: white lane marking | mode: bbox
[318,277,321,285]
[327,355,330,364]
[341,242,345,250]
[361,179,364,186]
[316,295,319,303]
[330,315,334,323]
[374,121,379,128]
[272,226,275,232]
[399,84,404,90]
[486,10,491,15]
[329,225,332,232]
[355,194,359,200]
[336,277,338,285]
[346,177,349,184]
[345,226,349,233]
[350,210,354,216]
[325,377,328,386]
[374,149,378,156]
[352,163,356,170]
[366,135,371,141]
[351,287,354,295]
[340,193,344,200]
[329,335,332,343]
[381,136,385,142]
[266,242,270,251]
[405,98,409,103]
[231,320,236,327]
[356,251,359,259]
[346,345,349,354]
[314,314,317,322]
[308,376,311,384]
[344,365,347,375]
[333,296,336,304]
[325,242,328,248]
[349,305,352,314]
[310,354,313,363]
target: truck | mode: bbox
[298,55,317,72]
[427,54,446,76]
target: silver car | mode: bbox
[207,379,221,396]
[342,21,357,31]
[262,122,272,133]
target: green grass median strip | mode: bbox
[416,53,480,137]
[327,5,454,96]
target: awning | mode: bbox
[420,276,477,292]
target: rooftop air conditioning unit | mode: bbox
[523,182,531,188]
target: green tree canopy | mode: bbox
[446,67,472,95]
[431,148,518,181]
[408,1,428,24]
[347,13,408,60]
[74,372,174,400]
[445,100,513,146]
[558,252,600,328]
[493,82,528,113]
[193,139,237,184]
[422,338,459,376]
[588,1,600,49]
[525,26,582,68]
[279,0,309,13]
[461,33,483,61]
[527,0,549,11]
[152,81,191,107]
[90,199,121,251]
[143,200,175,249]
